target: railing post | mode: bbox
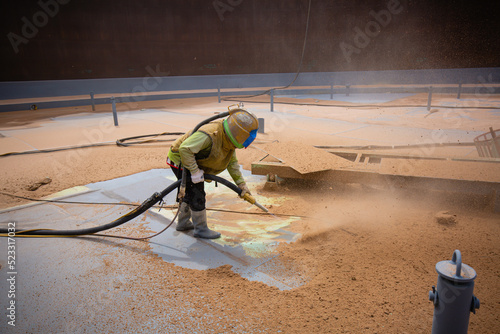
[90,91,95,111]
[270,89,274,112]
[111,96,119,126]
[427,86,433,111]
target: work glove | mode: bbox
[238,182,251,197]
[191,169,204,184]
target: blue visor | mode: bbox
[242,129,257,148]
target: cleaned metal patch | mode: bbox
[0,169,306,290]
[150,169,306,290]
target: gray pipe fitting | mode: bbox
[429,250,479,334]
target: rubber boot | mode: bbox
[176,202,194,231]
[192,209,221,239]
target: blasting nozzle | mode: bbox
[242,193,269,213]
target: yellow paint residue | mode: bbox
[164,170,301,259]
[43,185,91,200]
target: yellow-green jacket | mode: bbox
[167,120,245,185]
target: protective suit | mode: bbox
[167,109,259,239]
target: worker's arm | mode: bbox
[178,132,212,175]
[227,154,251,196]
[227,152,245,185]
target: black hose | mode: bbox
[116,132,185,147]
[0,132,185,157]
[0,112,239,237]
[205,174,242,195]
[0,174,242,237]
[0,142,115,157]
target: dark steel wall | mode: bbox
[2,0,499,81]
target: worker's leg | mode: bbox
[171,167,205,210]
[187,175,220,239]
[171,167,194,231]
[176,202,193,231]
[171,167,219,238]
[192,209,220,239]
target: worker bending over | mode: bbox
[167,108,259,239]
